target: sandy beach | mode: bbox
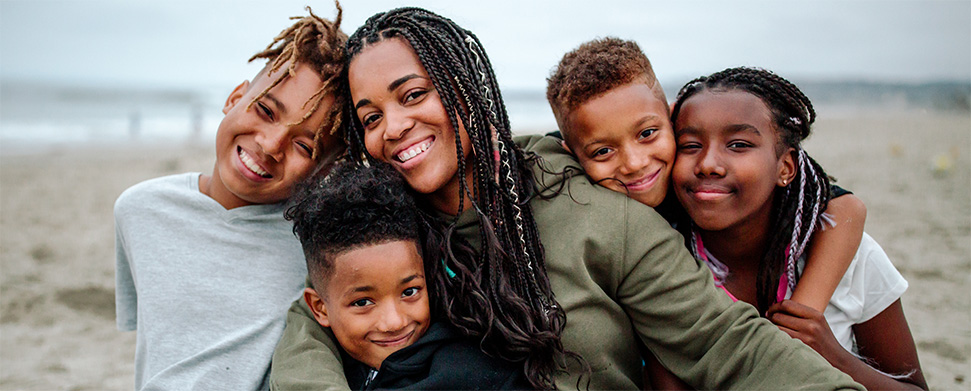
[1,108,968,390]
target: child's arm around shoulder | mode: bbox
[613,198,863,390]
[768,229,926,390]
[791,193,867,312]
[768,298,927,390]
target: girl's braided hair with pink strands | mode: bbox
[248,2,348,160]
[671,66,834,314]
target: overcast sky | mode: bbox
[2,0,969,92]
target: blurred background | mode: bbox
[1,0,969,151]
[1,1,969,390]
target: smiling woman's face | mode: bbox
[348,37,473,215]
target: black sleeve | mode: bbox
[831,184,853,198]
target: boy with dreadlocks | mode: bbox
[287,160,528,390]
[113,5,346,390]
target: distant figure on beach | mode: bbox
[286,160,529,390]
[268,7,864,390]
[112,6,346,390]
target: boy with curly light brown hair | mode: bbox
[546,37,676,209]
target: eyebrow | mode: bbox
[342,274,423,295]
[354,74,425,110]
[631,114,666,134]
[347,285,375,294]
[389,74,422,92]
[582,133,617,152]
[582,114,666,150]
[725,124,761,136]
[675,126,698,137]
[676,124,760,137]
[400,274,422,285]
[639,114,664,124]
[582,139,607,153]
[263,93,287,115]
[354,99,371,110]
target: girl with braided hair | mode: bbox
[271,8,865,391]
[663,66,926,390]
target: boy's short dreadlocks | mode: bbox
[546,37,666,135]
[248,2,348,160]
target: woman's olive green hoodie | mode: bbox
[269,135,862,391]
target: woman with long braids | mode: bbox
[656,66,925,390]
[270,8,864,390]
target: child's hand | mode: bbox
[766,300,848,366]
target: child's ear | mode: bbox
[303,287,331,328]
[222,80,251,115]
[777,147,797,187]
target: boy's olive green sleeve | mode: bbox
[615,200,863,390]
[269,296,349,391]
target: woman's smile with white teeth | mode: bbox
[396,139,432,163]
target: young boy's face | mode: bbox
[208,61,343,209]
[305,240,430,369]
[563,81,676,207]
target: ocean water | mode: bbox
[0,82,557,155]
[1,82,223,154]
[3,79,967,155]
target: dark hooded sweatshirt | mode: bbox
[342,323,529,390]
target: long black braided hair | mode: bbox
[671,66,833,314]
[342,8,571,389]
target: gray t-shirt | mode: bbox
[114,173,307,391]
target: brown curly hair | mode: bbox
[247,2,348,160]
[546,37,667,139]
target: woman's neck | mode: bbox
[428,160,477,216]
